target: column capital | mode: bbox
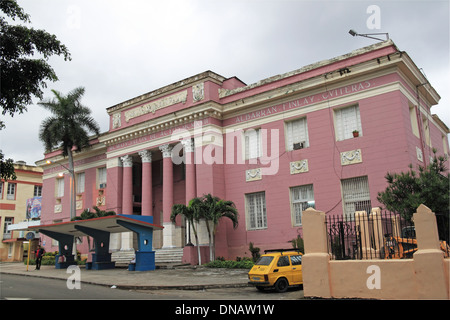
[138,150,152,163]
[120,154,133,167]
[159,144,173,158]
[181,139,194,153]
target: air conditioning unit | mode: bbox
[99,183,107,189]
[293,142,304,150]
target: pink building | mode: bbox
[37,40,449,263]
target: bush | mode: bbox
[205,258,254,269]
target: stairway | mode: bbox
[111,248,184,266]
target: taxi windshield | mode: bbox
[255,256,274,266]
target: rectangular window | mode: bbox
[56,178,64,198]
[290,184,315,226]
[34,185,42,197]
[246,191,267,230]
[0,182,3,199]
[76,172,85,194]
[3,217,13,239]
[285,117,309,151]
[335,105,362,141]
[6,183,16,200]
[341,176,372,219]
[409,105,420,138]
[244,128,262,160]
[98,167,107,188]
[422,116,431,147]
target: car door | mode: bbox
[290,254,303,284]
[275,255,295,284]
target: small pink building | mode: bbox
[37,40,449,263]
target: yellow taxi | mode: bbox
[248,249,303,292]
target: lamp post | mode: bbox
[348,29,389,42]
[46,160,77,260]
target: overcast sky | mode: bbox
[2,0,449,165]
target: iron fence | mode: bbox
[325,210,450,260]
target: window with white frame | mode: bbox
[76,172,85,194]
[0,182,3,199]
[285,117,309,151]
[6,183,16,200]
[290,184,315,226]
[246,191,267,230]
[244,128,262,160]
[56,178,64,198]
[341,176,372,219]
[98,167,107,188]
[3,217,13,239]
[334,105,362,141]
[34,185,42,197]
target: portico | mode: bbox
[107,139,197,253]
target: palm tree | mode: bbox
[200,194,239,261]
[39,87,100,220]
[171,198,203,265]
[39,87,100,259]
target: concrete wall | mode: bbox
[302,205,449,299]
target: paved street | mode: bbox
[1,272,303,300]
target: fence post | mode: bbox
[302,207,332,298]
[413,204,449,299]
[370,208,383,255]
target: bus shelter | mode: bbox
[30,215,163,271]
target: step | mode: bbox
[111,248,184,265]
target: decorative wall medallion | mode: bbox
[290,159,309,174]
[54,204,62,213]
[246,168,262,182]
[416,146,423,162]
[192,82,204,102]
[112,113,121,129]
[340,149,362,166]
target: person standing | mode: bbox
[35,245,45,270]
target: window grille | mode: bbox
[290,184,314,225]
[244,129,262,160]
[34,185,42,197]
[76,172,85,194]
[6,183,16,200]
[286,117,309,151]
[246,191,267,230]
[335,105,362,140]
[56,178,64,198]
[341,176,372,219]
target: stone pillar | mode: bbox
[120,155,134,251]
[120,155,133,215]
[413,204,449,299]
[159,144,175,248]
[106,157,123,252]
[302,207,332,298]
[139,150,152,216]
[182,139,196,204]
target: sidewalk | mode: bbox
[0,262,250,290]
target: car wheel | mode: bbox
[274,278,289,293]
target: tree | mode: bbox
[171,198,203,265]
[199,194,239,261]
[0,0,71,128]
[38,86,100,220]
[377,151,449,221]
[0,150,16,181]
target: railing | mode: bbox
[326,210,419,260]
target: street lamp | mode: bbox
[45,160,77,260]
[348,29,389,42]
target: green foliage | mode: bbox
[38,87,100,156]
[0,150,16,181]
[377,151,449,221]
[72,206,116,221]
[290,235,304,253]
[205,257,254,269]
[0,0,71,128]
[248,242,260,262]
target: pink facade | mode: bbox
[37,40,449,261]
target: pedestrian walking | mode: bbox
[35,245,45,270]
